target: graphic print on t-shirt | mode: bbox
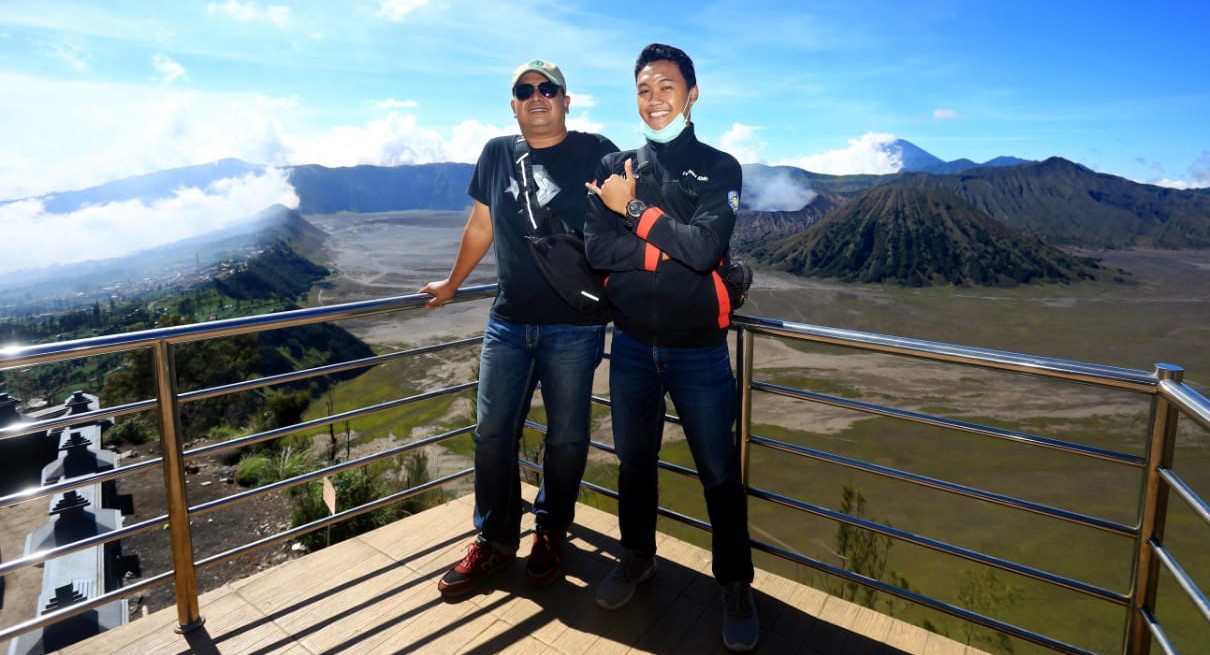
[506,164,561,207]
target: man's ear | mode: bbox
[689,85,700,106]
[563,94,572,112]
[510,98,519,117]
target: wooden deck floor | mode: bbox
[51,489,984,655]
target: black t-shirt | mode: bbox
[469,131,618,324]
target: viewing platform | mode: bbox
[3,287,1207,655]
[48,486,980,655]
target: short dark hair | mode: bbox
[634,43,696,90]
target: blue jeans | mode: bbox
[609,328,754,585]
[473,316,605,552]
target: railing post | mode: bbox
[1124,363,1182,655]
[735,326,755,487]
[152,340,205,633]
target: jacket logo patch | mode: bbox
[682,169,709,181]
[727,190,740,212]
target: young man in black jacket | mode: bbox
[584,43,759,652]
[422,58,617,597]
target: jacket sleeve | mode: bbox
[584,154,650,272]
[634,152,741,272]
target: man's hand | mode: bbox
[418,279,456,309]
[585,157,637,216]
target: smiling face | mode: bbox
[635,59,698,131]
[510,71,570,146]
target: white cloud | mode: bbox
[566,114,604,136]
[376,0,430,23]
[720,123,765,164]
[933,108,959,120]
[152,54,188,84]
[0,169,299,275]
[50,42,90,73]
[571,93,596,109]
[284,112,509,167]
[207,0,291,28]
[745,168,817,212]
[370,98,419,109]
[781,132,903,175]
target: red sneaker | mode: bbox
[524,532,565,587]
[437,539,515,597]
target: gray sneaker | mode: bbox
[595,550,656,609]
[722,581,759,652]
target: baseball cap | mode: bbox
[511,59,566,90]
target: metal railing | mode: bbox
[0,288,1206,655]
[729,315,1210,655]
[0,286,495,644]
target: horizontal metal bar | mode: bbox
[195,468,473,571]
[1160,467,1210,528]
[0,569,173,643]
[749,486,1127,605]
[1159,378,1210,432]
[189,425,475,517]
[1141,607,1183,655]
[180,336,483,404]
[753,380,1144,467]
[185,381,477,460]
[1151,539,1210,627]
[0,457,162,510]
[747,537,1100,655]
[751,433,1136,537]
[734,315,1158,392]
[0,286,496,371]
[0,511,168,577]
[0,397,155,443]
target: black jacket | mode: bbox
[585,125,742,347]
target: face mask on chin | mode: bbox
[641,102,690,144]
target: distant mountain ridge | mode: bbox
[751,185,1100,287]
[9,141,1210,291]
[890,139,1033,174]
[288,162,472,213]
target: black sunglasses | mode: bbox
[513,81,561,100]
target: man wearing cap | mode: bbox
[421,59,617,596]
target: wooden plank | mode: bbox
[48,492,954,655]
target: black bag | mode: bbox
[634,146,754,311]
[513,138,610,316]
[719,255,753,309]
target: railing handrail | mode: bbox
[730,318,1209,655]
[734,315,1161,392]
[1,287,1206,655]
[0,284,497,371]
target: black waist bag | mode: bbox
[719,255,753,309]
[514,138,610,317]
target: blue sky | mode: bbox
[0,1,1208,271]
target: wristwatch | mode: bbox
[625,199,646,229]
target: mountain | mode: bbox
[889,139,1032,174]
[750,185,1100,287]
[0,205,325,317]
[17,159,266,213]
[886,157,1210,248]
[287,162,473,214]
[0,159,473,215]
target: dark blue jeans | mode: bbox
[609,328,754,585]
[473,316,605,552]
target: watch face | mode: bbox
[627,200,644,218]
